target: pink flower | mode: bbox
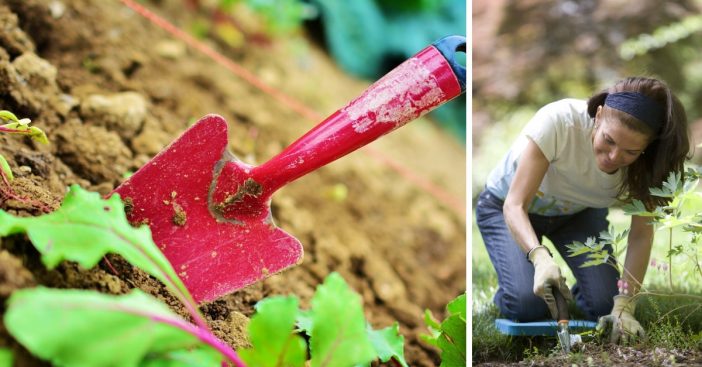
[650,258,657,267]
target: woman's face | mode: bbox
[593,106,650,174]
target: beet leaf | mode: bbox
[308,272,376,367]
[4,288,223,367]
[367,323,409,367]
[0,185,203,326]
[239,296,306,367]
[422,293,466,367]
[0,348,13,367]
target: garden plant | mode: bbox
[0,186,410,366]
[0,110,50,213]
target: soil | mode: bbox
[0,1,466,366]
[475,342,702,366]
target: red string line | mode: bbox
[119,0,466,217]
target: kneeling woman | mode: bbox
[476,76,690,342]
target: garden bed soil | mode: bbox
[0,1,467,366]
[475,342,702,366]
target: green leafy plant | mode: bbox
[0,110,52,212]
[190,0,313,44]
[423,293,467,367]
[241,273,408,367]
[1,186,241,366]
[0,348,12,367]
[0,155,12,182]
[6,288,228,366]
[229,0,312,35]
[0,110,48,144]
[1,185,408,367]
[567,169,702,290]
[565,226,629,271]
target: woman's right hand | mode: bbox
[529,246,573,319]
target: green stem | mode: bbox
[668,228,673,290]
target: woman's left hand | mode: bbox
[596,295,645,344]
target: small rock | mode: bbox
[57,93,79,116]
[155,40,187,59]
[55,119,133,184]
[80,92,147,139]
[0,7,35,55]
[131,117,173,156]
[48,1,66,19]
[12,52,58,90]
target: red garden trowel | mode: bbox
[112,35,466,303]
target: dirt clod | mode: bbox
[79,92,147,139]
[171,201,186,226]
[0,249,35,297]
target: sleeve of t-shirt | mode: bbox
[521,100,571,162]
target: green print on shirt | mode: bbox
[529,191,585,216]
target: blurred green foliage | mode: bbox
[219,0,311,35]
[620,15,702,60]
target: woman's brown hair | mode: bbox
[587,76,692,208]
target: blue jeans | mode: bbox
[475,189,619,321]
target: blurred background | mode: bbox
[473,0,702,195]
[180,0,467,142]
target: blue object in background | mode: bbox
[495,319,598,336]
[309,0,467,143]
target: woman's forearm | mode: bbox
[503,139,551,255]
[503,201,542,254]
[622,216,654,295]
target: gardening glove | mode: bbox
[596,295,645,344]
[529,246,573,319]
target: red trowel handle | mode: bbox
[250,35,466,195]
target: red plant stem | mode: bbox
[137,253,209,331]
[0,170,53,213]
[99,255,214,334]
[0,168,12,187]
[180,294,208,330]
[150,314,247,367]
[0,126,27,134]
[102,256,121,276]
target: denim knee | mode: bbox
[573,283,617,320]
[496,286,550,322]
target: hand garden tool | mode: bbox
[112,35,467,303]
[554,288,571,353]
[494,289,595,352]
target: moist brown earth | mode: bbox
[0,1,466,366]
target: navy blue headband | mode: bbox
[604,92,665,133]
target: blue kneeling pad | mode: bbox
[495,319,598,336]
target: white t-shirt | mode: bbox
[486,99,623,216]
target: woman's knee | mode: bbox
[496,287,550,321]
[574,284,617,319]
